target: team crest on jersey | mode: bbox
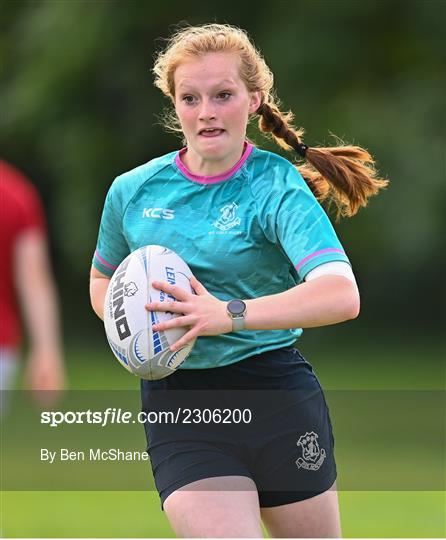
[213,202,241,231]
[295,431,326,471]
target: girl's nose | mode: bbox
[198,100,217,121]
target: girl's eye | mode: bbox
[182,95,196,104]
[217,92,231,100]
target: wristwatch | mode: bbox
[226,299,247,331]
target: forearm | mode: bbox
[90,274,111,320]
[15,232,62,353]
[22,275,61,352]
[244,275,360,331]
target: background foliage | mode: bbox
[1,1,445,537]
[1,0,445,342]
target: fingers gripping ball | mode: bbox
[103,245,196,379]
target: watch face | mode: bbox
[228,299,246,316]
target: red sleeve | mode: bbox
[0,160,46,236]
[0,160,47,346]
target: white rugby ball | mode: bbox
[103,245,196,379]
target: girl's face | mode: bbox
[173,52,261,173]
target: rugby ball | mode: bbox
[103,245,196,379]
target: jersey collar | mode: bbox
[174,142,253,184]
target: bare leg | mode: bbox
[164,475,263,538]
[260,483,341,538]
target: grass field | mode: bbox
[1,337,444,537]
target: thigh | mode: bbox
[164,475,263,538]
[250,385,337,496]
[260,482,341,538]
[142,387,255,509]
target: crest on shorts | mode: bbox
[295,431,326,471]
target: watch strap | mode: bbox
[231,316,245,331]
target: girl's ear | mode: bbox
[248,91,262,114]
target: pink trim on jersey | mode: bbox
[95,250,118,270]
[295,248,345,272]
[175,142,253,184]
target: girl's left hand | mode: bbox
[145,276,232,351]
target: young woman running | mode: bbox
[90,23,387,538]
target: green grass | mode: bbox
[1,491,173,537]
[1,491,444,537]
[1,339,444,537]
[339,492,445,538]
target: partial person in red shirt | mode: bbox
[0,159,65,407]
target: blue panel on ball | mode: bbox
[149,309,164,353]
[107,337,129,365]
[138,247,149,276]
[132,334,146,363]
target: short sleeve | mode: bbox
[92,180,130,277]
[16,181,46,235]
[0,160,46,236]
[254,160,350,282]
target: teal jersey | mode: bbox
[93,143,350,369]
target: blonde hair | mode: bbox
[153,23,388,218]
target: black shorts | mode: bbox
[140,347,337,509]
